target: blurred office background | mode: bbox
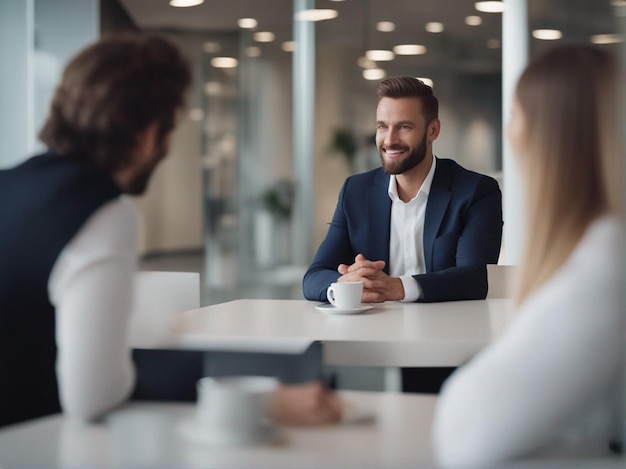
[0,0,622,306]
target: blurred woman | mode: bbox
[433,44,623,466]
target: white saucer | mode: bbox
[177,420,276,446]
[315,303,373,315]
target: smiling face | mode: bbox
[375,97,436,175]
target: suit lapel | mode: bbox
[423,158,451,271]
[368,170,392,273]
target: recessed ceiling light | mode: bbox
[188,108,204,120]
[202,41,221,53]
[393,44,427,55]
[532,29,562,40]
[365,49,395,61]
[611,0,626,6]
[425,22,444,33]
[465,15,482,26]
[377,21,396,32]
[246,46,262,57]
[204,81,222,96]
[169,0,204,7]
[475,1,504,13]
[357,56,377,69]
[295,9,338,21]
[211,57,239,68]
[282,41,295,52]
[253,31,275,42]
[487,38,501,49]
[363,68,386,80]
[238,18,258,29]
[591,33,623,44]
[417,77,434,88]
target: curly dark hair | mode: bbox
[39,33,192,172]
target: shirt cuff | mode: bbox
[399,276,421,302]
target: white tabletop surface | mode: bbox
[0,391,438,469]
[170,298,516,366]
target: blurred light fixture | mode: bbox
[188,108,204,121]
[202,41,221,53]
[465,15,482,26]
[238,18,258,29]
[425,22,444,33]
[377,21,396,32]
[210,57,239,68]
[393,44,427,55]
[295,9,338,21]
[487,38,501,49]
[365,49,395,61]
[363,68,386,80]
[246,46,262,57]
[475,1,504,13]
[329,0,345,2]
[170,0,203,6]
[204,81,223,96]
[417,77,434,88]
[611,0,626,6]
[282,41,295,52]
[532,29,562,40]
[591,33,623,44]
[253,31,275,42]
[357,56,377,68]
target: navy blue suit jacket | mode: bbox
[303,158,503,302]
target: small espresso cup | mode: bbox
[326,281,363,309]
[196,376,278,445]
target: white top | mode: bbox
[48,197,137,421]
[388,157,436,301]
[433,216,623,467]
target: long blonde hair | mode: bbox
[515,44,622,304]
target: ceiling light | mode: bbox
[253,31,275,42]
[532,29,562,40]
[611,0,626,6]
[425,22,444,33]
[282,41,295,52]
[377,21,396,32]
[357,56,377,68]
[591,33,623,44]
[475,1,504,13]
[246,46,262,57]
[202,41,221,53]
[365,49,395,61]
[169,0,204,6]
[487,38,501,49]
[188,108,204,120]
[393,44,427,55]
[363,68,386,80]
[204,81,223,96]
[465,15,482,26]
[417,77,434,88]
[211,57,239,68]
[295,9,338,21]
[238,18,258,29]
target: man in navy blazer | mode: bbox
[303,77,502,392]
[304,77,502,305]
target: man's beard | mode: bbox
[379,133,427,175]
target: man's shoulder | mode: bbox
[435,158,500,189]
[345,167,387,186]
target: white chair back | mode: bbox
[486,264,518,299]
[128,271,200,348]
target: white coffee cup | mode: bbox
[326,281,363,309]
[196,376,278,445]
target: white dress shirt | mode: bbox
[388,157,437,301]
[48,196,137,421]
[433,216,623,466]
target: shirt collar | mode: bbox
[387,156,437,202]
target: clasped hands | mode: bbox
[337,253,404,303]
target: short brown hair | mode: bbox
[39,33,191,172]
[377,76,439,123]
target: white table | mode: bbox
[170,299,516,367]
[0,391,438,468]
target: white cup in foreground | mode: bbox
[196,376,278,445]
[326,281,363,309]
